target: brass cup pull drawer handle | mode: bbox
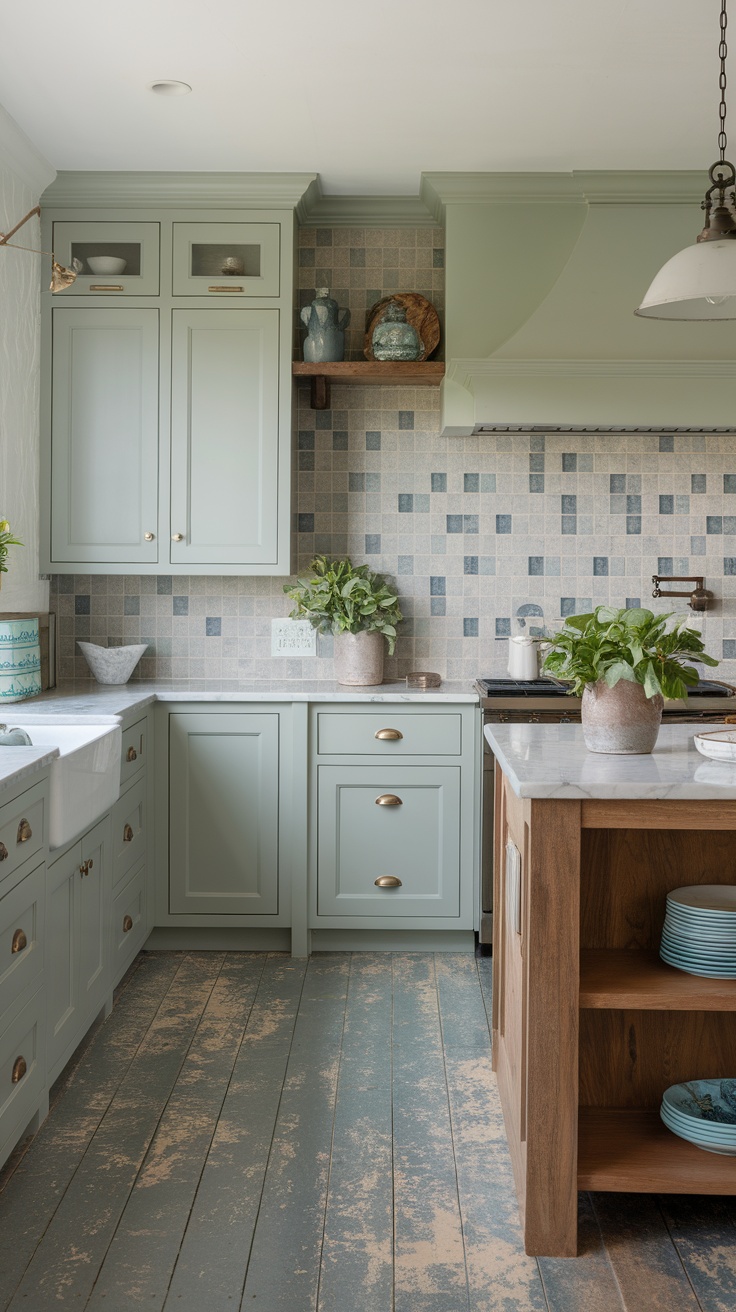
[375,876,402,889]
[122,915,134,933]
[11,1056,26,1084]
[0,842,7,861]
[375,794,402,807]
[17,819,32,843]
[89,284,124,291]
[123,824,134,843]
[11,928,27,955]
[208,284,244,292]
[375,728,403,741]
[126,746,138,762]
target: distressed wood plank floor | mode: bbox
[0,951,735,1311]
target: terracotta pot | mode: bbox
[581,679,664,754]
[333,630,384,685]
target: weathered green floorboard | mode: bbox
[239,954,350,1311]
[392,955,470,1312]
[537,1194,624,1312]
[86,954,266,1310]
[658,1195,736,1312]
[317,955,394,1312]
[0,952,183,1312]
[6,953,226,1311]
[435,954,492,1051]
[163,955,308,1312]
[591,1194,703,1312]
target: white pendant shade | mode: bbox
[636,237,736,319]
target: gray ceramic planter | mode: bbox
[333,630,384,685]
[581,678,664,754]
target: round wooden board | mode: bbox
[364,293,440,361]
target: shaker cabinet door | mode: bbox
[49,308,160,564]
[170,310,280,566]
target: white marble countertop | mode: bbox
[0,746,58,797]
[485,722,736,800]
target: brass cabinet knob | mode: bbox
[375,794,403,806]
[0,842,7,861]
[144,532,155,541]
[122,915,134,933]
[16,819,32,843]
[11,1056,27,1084]
[126,746,138,762]
[374,876,402,889]
[123,824,134,843]
[172,533,184,542]
[11,928,27,955]
[375,728,403,741]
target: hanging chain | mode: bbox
[719,0,728,161]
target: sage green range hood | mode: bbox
[421,172,736,434]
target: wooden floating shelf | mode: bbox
[578,1108,736,1193]
[579,949,736,1010]
[292,360,445,409]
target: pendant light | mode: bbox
[637,0,736,319]
[0,205,77,293]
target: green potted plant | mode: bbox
[542,605,719,754]
[284,555,403,685]
[0,519,22,588]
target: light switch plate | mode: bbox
[271,618,317,657]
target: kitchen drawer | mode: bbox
[172,223,281,297]
[111,861,147,982]
[316,712,462,757]
[111,777,146,887]
[317,765,461,918]
[0,863,44,1028]
[0,990,44,1162]
[120,717,146,787]
[51,221,160,296]
[0,781,46,891]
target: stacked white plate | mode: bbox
[659,885,736,978]
[660,1079,736,1155]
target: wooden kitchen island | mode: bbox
[486,722,736,1258]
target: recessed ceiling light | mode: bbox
[149,80,192,96]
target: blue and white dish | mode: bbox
[660,1080,736,1155]
[659,885,736,978]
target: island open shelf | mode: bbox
[579,948,736,1009]
[578,1109,736,1193]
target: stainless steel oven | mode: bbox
[475,677,736,950]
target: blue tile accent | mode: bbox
[365,472,381,492]
[298,430,315,450]
[430,576,446,595]
[610,474,626,493]
[707,516,723,533]
[530,436,545,451]
[447,514,463,533]
[659,495,674,514]
[332,430,348,450]
[205,617,222,637]
[562,453,577,472]
[562,515,577,534]
[464,556,479,574]
[431,472,447,492]
[691,536,706,555]
[659,435,675,451]
[726,558,736,575]
[593,556,609,576]
[725,516,736,534]
[626,516,641,535]
[625,597,641,609]
[529,474,545,493]
[675,495,690,514]
[433,248,445,267]
[365,534,381,554]
[173,596,189,616]
[398,493,413,512]
[463,514,479,533]
[316,228,333,246]
[298,451,314,471]
[560,597,576,617]
[57,575,75,593]
[692,473,707,493]
[724,640,736,658]
[316,411,332,429]
[75,594,90,615]
[627,474,642,493]
[658,557,674,574]
[495,514,512,534]
[463,618,479,637]
[365,430,381,450]
[725,475,736,493]
[495,617,511,636]
[528,556,544,575]
[157,576,172,595]
[124,595,140,615]
[464,473,480,492]
[431,597,446,616]
[314,534,331,553]
[479,557,496,575]
[414,494,430,513]
[298,513,314,532]
[480,473,496,492]
[626,495,641,513]
[349,472,365,491]
[529,454,545,472]
[561,494,577,513]
[398,410,414,429]
[397,555,413,574]
[578,597,593,613]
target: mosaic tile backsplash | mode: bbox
[50,226,736,686]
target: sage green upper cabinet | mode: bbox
[170,310,280,566]
[52,221,160,296]
[49,308,160,565]
[172,222,280,297]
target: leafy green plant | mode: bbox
[0,519,22,575]
[284,555,403,654]
[542,605,718,700]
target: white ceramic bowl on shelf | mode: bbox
[77,641,147,684]
[86,255,127,275]
[693,728,736,762]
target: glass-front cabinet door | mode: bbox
[52,222,160,295]
[172,223,280,296]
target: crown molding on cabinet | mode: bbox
[421,170,710,221]
[42,171,318,209]
[0,104,55,196]
[448,358,736,381]
[296,177,437,227]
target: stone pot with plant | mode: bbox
[284,555,402,685]
[0,519,22,590]
[542,605,719,754]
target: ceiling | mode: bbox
[0,0,723,193]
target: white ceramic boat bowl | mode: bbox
[86,255,127,275]
[77,641,147,684]
[694,729,736,762]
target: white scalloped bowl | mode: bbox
[693,728,736,763]
[77,641,148,685]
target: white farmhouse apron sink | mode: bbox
[14,723,121,848]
